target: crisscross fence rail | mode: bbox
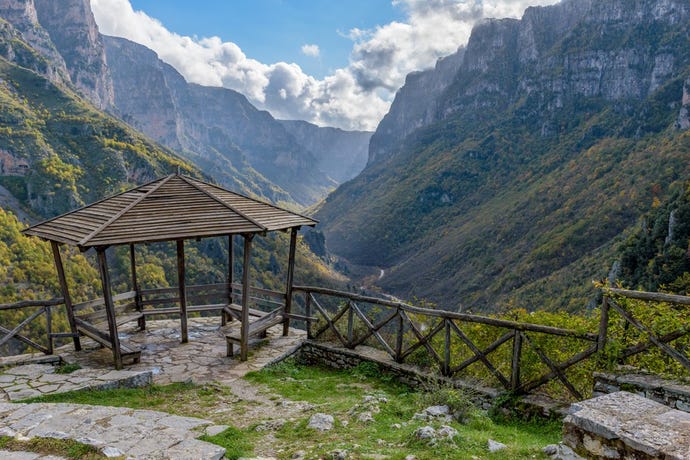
[0,298,68,355]
[603,288,690,376]
[293,286,600,399]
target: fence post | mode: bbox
[511,330,522,391]
[443,319,451,376]
[395,310,404,363]
[597,295,609,353]
[45,305,53,355]
[305,292,313,339]
[347,301,354,348]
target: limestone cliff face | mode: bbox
[0,0,69,84]
[370,0,689,164]
[34,0,114,110]
[103,36,334,205]
[278,120,371,184]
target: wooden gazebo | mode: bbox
[22,173,317,368]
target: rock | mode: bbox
[543,443,585,459]
[414,426,436,440]
[437,425,458,439]
[331,449,348,459]
[357,411,374,423]
[291,451,306,459]
[391,423,402,429]
[102,446,125,457]
[488,439,508,452]
[307,413,334,431]
[205,424,229,436]
[405,456,417,460]
[424,405,450,417]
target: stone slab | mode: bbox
[0,402,225,460]
[564,391,690,459]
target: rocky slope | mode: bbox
[278,119,371,184]
[316,0,690,312]
[34,0,113,110]
[103,36,335,206]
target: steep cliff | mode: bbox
[33,0,114,110]
[0,0,68,84]
[316,0,690,312]
[278,120,371,184]
[103,36,334,206]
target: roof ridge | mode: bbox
[77,174,175,247]
[178,175,268,232]
[187,176,318,225]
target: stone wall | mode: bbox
[563,391,690,459]
[593,371,690,413]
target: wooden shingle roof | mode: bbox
[23,174,317,248]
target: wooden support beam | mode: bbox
[223,234,234,326]
[283,227,298,336]
[96,247,122,369]
[130,244,145,330]
[176,239,188,343]
[240,234,253,361]
[511,330,523,391]
[50,241,81,351]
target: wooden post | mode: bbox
[305,291,312,339]
[240,234,253,361]
[347,301,355,347]
[443,319,451,376]
[45,305,53,355]
[223,235,234,326]
[97,247,122,369]
[282,227,298,336]
[176,240,188,343]
[395,311,404,363]
[50,241,81,351]
[130,244,145,330]
[511,330,522,391]
[597,296,609,353]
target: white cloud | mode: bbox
[301,44,320,57]
[90,0,558,131]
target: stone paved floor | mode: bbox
[0,317,307,459]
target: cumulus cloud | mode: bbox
[301,44,320,57]
[90,0,558,131]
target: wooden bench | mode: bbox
[74,318,141,364]
[73,292,143,365]
[224,305,285,357]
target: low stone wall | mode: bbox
[297,340,568,418]
[564,391,690,459]
[593,371,690,413]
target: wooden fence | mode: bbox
[0,298,70,355]
[2,284,690,401]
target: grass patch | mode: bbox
[22,381,236,420]
[54,362,82,374]
[246,359,561,459]
[0,435,105,459]
[199,426,254,460]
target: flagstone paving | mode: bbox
[0,317,307,459]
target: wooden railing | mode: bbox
[3,283,690,401]
[603,288,690,374]
[0,298,69,355]
[293,286,600,399]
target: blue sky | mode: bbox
[93,0,558,130]
[129,0,403,79]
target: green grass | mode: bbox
[0,435,106,459]
[20,361,561,459]
[245,360,561,459]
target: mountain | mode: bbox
[0,4,193,218]
[278,119,371,184]
[102,35,335,207]
[316,0,690,312]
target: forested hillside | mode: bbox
[316,0,690,312]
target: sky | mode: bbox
[90,0,559,131]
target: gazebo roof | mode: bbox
[23,174,317,248]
